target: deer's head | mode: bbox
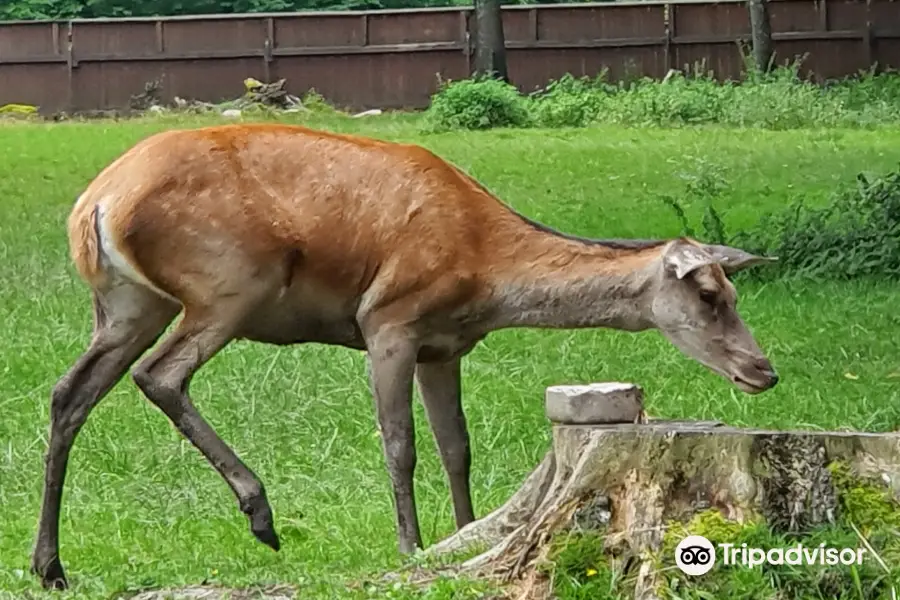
[649,238,779,394]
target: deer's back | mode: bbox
[70,124,497,340]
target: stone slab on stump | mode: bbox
[545,382,644,424]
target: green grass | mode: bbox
[0,112,899,599]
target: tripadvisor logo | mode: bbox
[674,534,868,576]
[675,535,716,576]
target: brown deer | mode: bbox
[32,123,779,590]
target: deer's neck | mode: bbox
[483,216,664,331]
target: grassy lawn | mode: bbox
[0,112,898,598]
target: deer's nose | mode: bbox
[754,357,779,387]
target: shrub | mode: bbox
[737,167,900,281]
[421,61,900,132]
[528,73,611,128]
[601,71,732,126]
[423,76,531,132]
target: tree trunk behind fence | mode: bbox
[473,0,509,81]
[748,0,775,71]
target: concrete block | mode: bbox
[545,382,644,424]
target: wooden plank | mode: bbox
[16,41,464,64]
[275,41,465,56]
[0,55,69,65]
[64,49,267,62]
[155,20,164,52]
[673,29,864,44]
[508,36,668,49]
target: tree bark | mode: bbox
[425,420,900,600]
[472,0,508,81]
[748,0,774,72]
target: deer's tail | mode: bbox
[67,193,108,290]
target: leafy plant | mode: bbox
[528,73,612,128]
[421,61,900,133]
[422,76,531,132]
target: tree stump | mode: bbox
[425,383,900,599]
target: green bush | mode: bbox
[592,64,900,129]
[528,73,611,128]
[423,62,900,131]
[422,76,531,132]
[601,71,731,126]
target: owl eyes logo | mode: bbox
[675,535,716,576]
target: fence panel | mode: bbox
[0,0,898,114]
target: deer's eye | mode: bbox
[699,290,718,306]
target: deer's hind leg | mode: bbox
[32,282,179,590]
[130,294,281,553]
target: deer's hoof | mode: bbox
[250,509,281,551]
[245,500,280,551]
[31,555,68,591]
[252,521,281,552]
[241,490,281,551]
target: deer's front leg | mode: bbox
[365,327,422,554]
[416,357,475,529]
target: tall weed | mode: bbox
[527,73,611,128]
[664,165,900,282]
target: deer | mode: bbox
[31,123,779,590]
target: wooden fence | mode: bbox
[0,0,898,114]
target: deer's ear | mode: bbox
[701,244,778,275]
[663,240,718,279]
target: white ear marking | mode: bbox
[663,242,717,279]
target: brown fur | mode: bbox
[33,123,778,590]
[67,123,670,348]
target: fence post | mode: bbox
[862,0,873,70]
[817,0,828,31]
[529,7,538,43]
[51,22,60,55]
[460,9,471,75]
[664,3,674,72]
[264,17,274,83]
